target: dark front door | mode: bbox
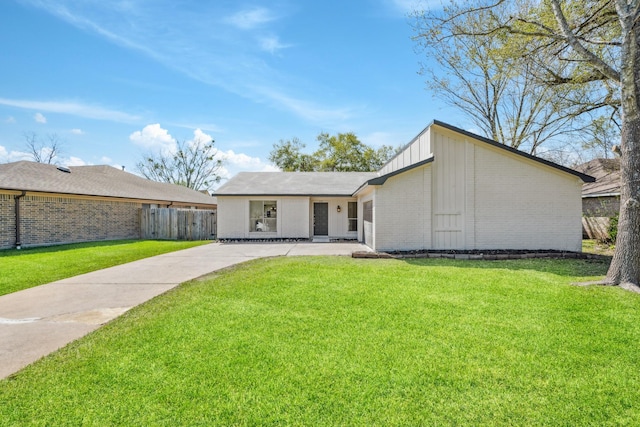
[314,203,329,236]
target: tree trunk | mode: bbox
[606,117,640,289]
[605,10,640,290]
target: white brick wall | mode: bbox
[217,197,247,238]
[369,125,584,252]
[281,197,310,238]
[374,165,432,251]
[473,144,583,251]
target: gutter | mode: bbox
[15,191,26,250]
[582,192,620,198]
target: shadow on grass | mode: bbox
[397,257,610,278]
[0,240,141,257]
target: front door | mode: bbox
[313,203,329,236]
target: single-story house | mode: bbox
[214,120,594,252]
[575,158,620,217]
[575,158,620,240]
[0,161,217,249]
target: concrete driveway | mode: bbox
[0,241,371,379]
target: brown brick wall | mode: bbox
[0,194,16,249]
[1,194,142,249]
[583,195,620,217]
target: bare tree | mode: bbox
[413,0,640,290]
[412,3,612,155]
[23,132,64,164]
[581,114,621,159]
[136,138,225,191]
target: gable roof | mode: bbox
[216,120,595,198]
[575,158,620,197]
[0,161,217,206]
[214,171,378,197]
[380,120,595,183]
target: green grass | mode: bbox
[0,240,209,296]
[2,256,638,425]
[583,238,615,256]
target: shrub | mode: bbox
[608,214,618,243]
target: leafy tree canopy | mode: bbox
[269,132,396,172]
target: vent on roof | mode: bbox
[57,165,71,173]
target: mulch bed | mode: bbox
[353,249,611,261]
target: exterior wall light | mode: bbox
[337,205,342,212]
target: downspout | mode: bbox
[15,191,26,250]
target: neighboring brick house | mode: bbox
[575,158,620,240]
[0,161,217,249]
[575,158,620,217]
[215,120,594,252]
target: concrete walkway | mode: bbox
[0,242,370,379]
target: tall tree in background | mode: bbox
[268,137,317,171]
[581,114,620,159]
[412,2,613,156]
[136,138,224,191]
[23,132,64,164]
[269,132,395,172]
[414,0,640,290]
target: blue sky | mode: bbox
[0,0,462,186]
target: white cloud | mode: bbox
[129,123,176,154]
[64,156,87,166]
[207,149,278,188]
[34,112,47,123]
[227,7,275,30]
[259,35,292,54]
[0,98,140,122]
[191,128,213,144]
[0,146,31,163]
[71,128,84,135]
[5,116,15,124]
[100,156,112,163]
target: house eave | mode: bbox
[214,193,356,198]
[430,120,596,183]
[352,157,434,196]
[377,119,596,184]
[582,192,620,198]
[0,187,217,208]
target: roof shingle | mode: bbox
[0,161,217,206]
[575,158,620,197]
[214,171,378,196]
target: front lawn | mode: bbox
[0,240,209,296]
[2,256,638,425]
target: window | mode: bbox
[250,200,277,232]
[348,202,358,232]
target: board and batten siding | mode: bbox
[431,130,469,249]
[378,128,431,176]
[368,123,583,252]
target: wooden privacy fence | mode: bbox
[582,216,610,241]
[140,208,216,240]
